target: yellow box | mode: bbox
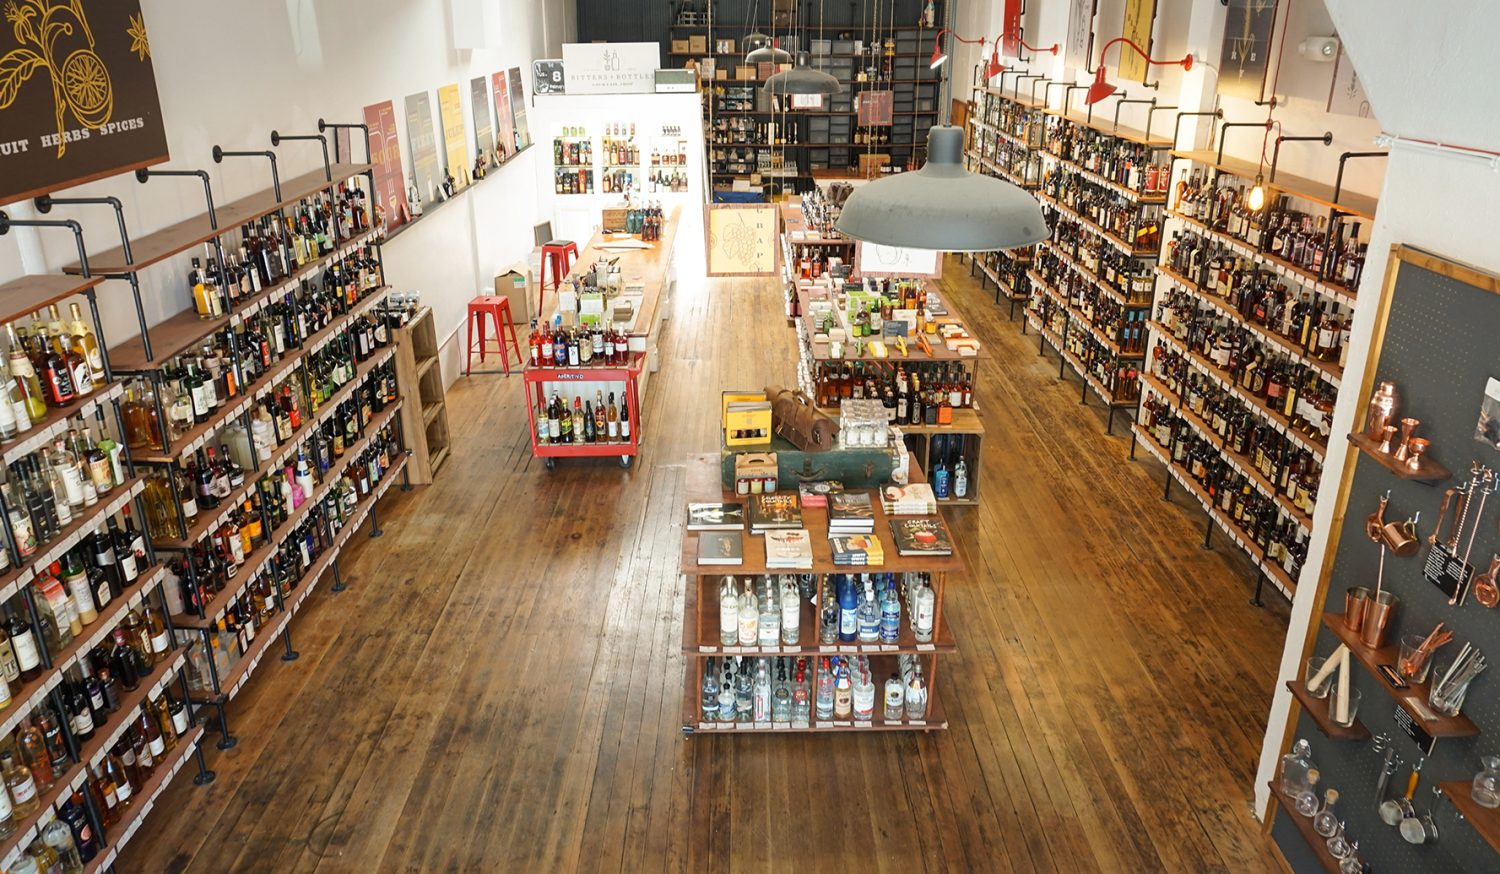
[689,35,708,53]
[722,391,772,447]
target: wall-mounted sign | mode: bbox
[706,204,779,276]
[1000,0,1023,56]
[856,91,893,127]
[1118,0,1157,83]
[363,100,409,230]
[1064,0,1096,72]
[403,90,441,205]
[654,69,696,93]
[470,76,494,162]
[561,42,661,95]
[0,0,169,206]
[1326,42,1371,118]
[437,83,467,190]
[856,243,943,279]
[507,67,532,148]
[533,59,565,95]
[1218,0,1279,100]
[493,70,515,158]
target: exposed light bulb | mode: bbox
[1248,176,1266,211]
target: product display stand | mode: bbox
[523,207,679,469]
[678,454,959,734]
[393,307,450,484]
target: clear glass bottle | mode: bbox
[905,662,928,719]
[752,659,770,722]
[1295,769,1322,817]
[756,582,779,648]
[1280,738,1315,797]
[771,660,791,722]
[736,580,756,647]
[1312,788,1342,837]
[884,673,905,721]
[2,750,39,818]
[1473,755,1500,809]
[779,578,800,645]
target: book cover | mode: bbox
[829,534,885,566]
[687,502,745,531]
[697,531,744,565]
[798,480,844,508]
[881,482,937,513]
[888,519,953,556]
[828,492,875,525]
[764,529,814,568]
[748,493,803,530]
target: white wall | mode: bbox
[0,0,573,385]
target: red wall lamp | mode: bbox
[1085,38,1193,104]
[989,28,1059,78]
[930,28,988,70]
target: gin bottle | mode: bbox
[879,578,901,643]
[815,657,834,718]
[780,578,801,644]
[905,663,928,719]
[913,580,935,643]
[792,663,811,722]
[819,578,838,644]
[833,658,853,718]
[884,673,905,721]
[772,660,792,721]
[752,660,771,721]
[719,578,738,646]
[717,665,736,721]
[852,665,875,719]
[701,658,719,717]
[838,576,858,643]
[757,582,779,647]
[857,582,880,643]
[735,664,752,722]
[737,580,757,646]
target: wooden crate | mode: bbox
[394,307,451,484]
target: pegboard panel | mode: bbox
[1277,254,1500,874]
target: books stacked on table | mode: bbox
[697,531,744,565]
[888,518,953,556]
[765,529,814,569]
[828,492,875,535]
[881,482,937,516]
[828,534,885,567]
[748,493,803,533]
[687,502,745,531]
[798,480,843,509]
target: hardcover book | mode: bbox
[748,493,803,531]
[880,482,938,515]
[888,518,953,556]
[687,502,745,531]
[828,533,885,566]
[798,480,844,508]
[828,492,875,531]
[764,529,814,568]
[697,531,744,566]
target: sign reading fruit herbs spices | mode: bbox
[0,0,169,206]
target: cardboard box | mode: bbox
[715,68,728,81]
[715,39,737,54]
[601,203,630,233]
[859,153,891,177]
[736,64,757,81]
[494,261,536,324]
[688,35,708,53]
[722,391,772,447]
[671,39,690,53]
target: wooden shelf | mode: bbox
[0,273,105,325]
[1346,432,1451,482]
[1320,612,1479,737]
[1285,679,1370,740]
[1,380,125,467]
[1172,149,1379,220]
[65,164,372,276]
[1267,782,1344,874]
[83,725,207,874]
[1440,779,1500,855]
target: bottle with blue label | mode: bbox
[933,456,950,499]
[879,577,901,643]
[837,575,859,642]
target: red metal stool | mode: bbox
[538,240,579,313]
[465,296,523,376]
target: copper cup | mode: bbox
[1393,417,1419,461]
[1404,438,1431,472]
[1359,591,1400,648]
[1376,425,1398,454]
[1343,587,1372,632]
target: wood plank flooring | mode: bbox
[121,255,1288,873]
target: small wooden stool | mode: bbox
[465,296,522,376]
[538,240,579,313]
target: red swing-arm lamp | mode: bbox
[1085,37,1193,104]
[931,28,987,69]
[988,28,1059,78]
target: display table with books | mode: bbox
[678,453,961,734]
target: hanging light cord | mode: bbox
[1254,0,1294,178]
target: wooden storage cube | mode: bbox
[689,35,708,52]
[671,39,690,53]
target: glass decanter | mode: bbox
[1295,769,1323,817]
[1280,739,1315,797]
[1312,789,1342,837]
[1473,755,1500,809]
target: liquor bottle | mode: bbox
[904,662,928,719]
[8,607,40,682]
[883,672,905,721]
[815,657,834,718]
[779,578,800,644]
[912,578,935,643]
[752,660,771,721]
[772,661,791,722]
[736,580,756,647]
[832,658,852,718]
[2,750,39,817]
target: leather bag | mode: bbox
[765,385,839,452]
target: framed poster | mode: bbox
[363,100,410,231]
[1218,0,1279,100]
[403,90,441,205]
[1000,0,1022,56]
[0,0,170,206]
[1118,0,1157,83]
[1326,43,1371,118]
[856,243,942,279]
[493,70,515,158]
[507,67,531,148]
[470,76,493,163]
[436,82,467,190]
[706,204,779,277]
[856,91,893,127]
[1063,0,1096,73]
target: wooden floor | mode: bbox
[123,256,1289,873]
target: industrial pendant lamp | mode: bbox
[1086,38,1193,104]
[764,50,842,96]
[835,126,1047,251]
[746,35,792,64]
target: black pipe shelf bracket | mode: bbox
[1269,131,1333,183]
[1112,97,1154,131]
[0,211,92,277]
[271,130,332,182]
[318,119,373,164]
[136,166,219,229]
[1331,150,1388,205]
[213,145,282,201]
[1216,119,1272,166]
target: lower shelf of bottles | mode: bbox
[0,478,148,604]
[1129,422,1298,598]
[683,678,947,733]
[1268,781,1344,874]
[83,725,206,874]
[1025,311,1138,410]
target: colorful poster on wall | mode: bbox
[437,82,467,190]
[1218,0,1279,101]
[1000,0,1022,56]
[362,100,409,231]
[1118,0,1156,82]
[1063,0,1096,73]
[1326,43,1371,118]
[507,66,532,149]
[403,90,441,206]
[493,70,515,159]
[0,0,170,206]
[470,76,493,164]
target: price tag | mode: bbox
[854,720,872,728]
[697,722,711,731]
[699,645,717,653]
[917,643,935,652]
[910,719,926,726]
[754,721,771,730]
[715,722,733,731]
[792,721,809,730]
[838,645,856,653]
[772,722,789,730]
[815,721,833,728]
[833,720,851,728]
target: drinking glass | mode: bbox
[1305,656,1331,699]
[1331,688,1361,728]
[1398,634,1433,683]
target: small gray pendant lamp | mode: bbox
[835,12,1045,252]
[746,33,792,64]
[764,51,843,95]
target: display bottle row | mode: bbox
[1041,116,1171,197]
[701,652,930,724]
[553,137,591,166]
[553,168,595,195]
[0,425,132,571]
[1172,171,1367,290]
[190,236,381,324]
[1154,290,1339,441]
[812,361,974,421]
[709,117,782,145]
[649,141,688,166]
[1042,171,1163,252]
[0,306,107,427]
[714,574,936,648]
[601,130,639,167]
[534,390,631,447]
[1062,327,1142,403]
[647,168,687,193]
[1035,249,1150,352]
[525,318,633,369]
[976,91,1044,147]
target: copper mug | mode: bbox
[1380,514,1422,557]
[1343,587,1372,633]
[1360,591,1400,648]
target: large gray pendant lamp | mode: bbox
[764,51,842,95]
[834,126,1047,251]
[745,33,792,64]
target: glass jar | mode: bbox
[1473,755,1500,809]
[1280,739,1315,796]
